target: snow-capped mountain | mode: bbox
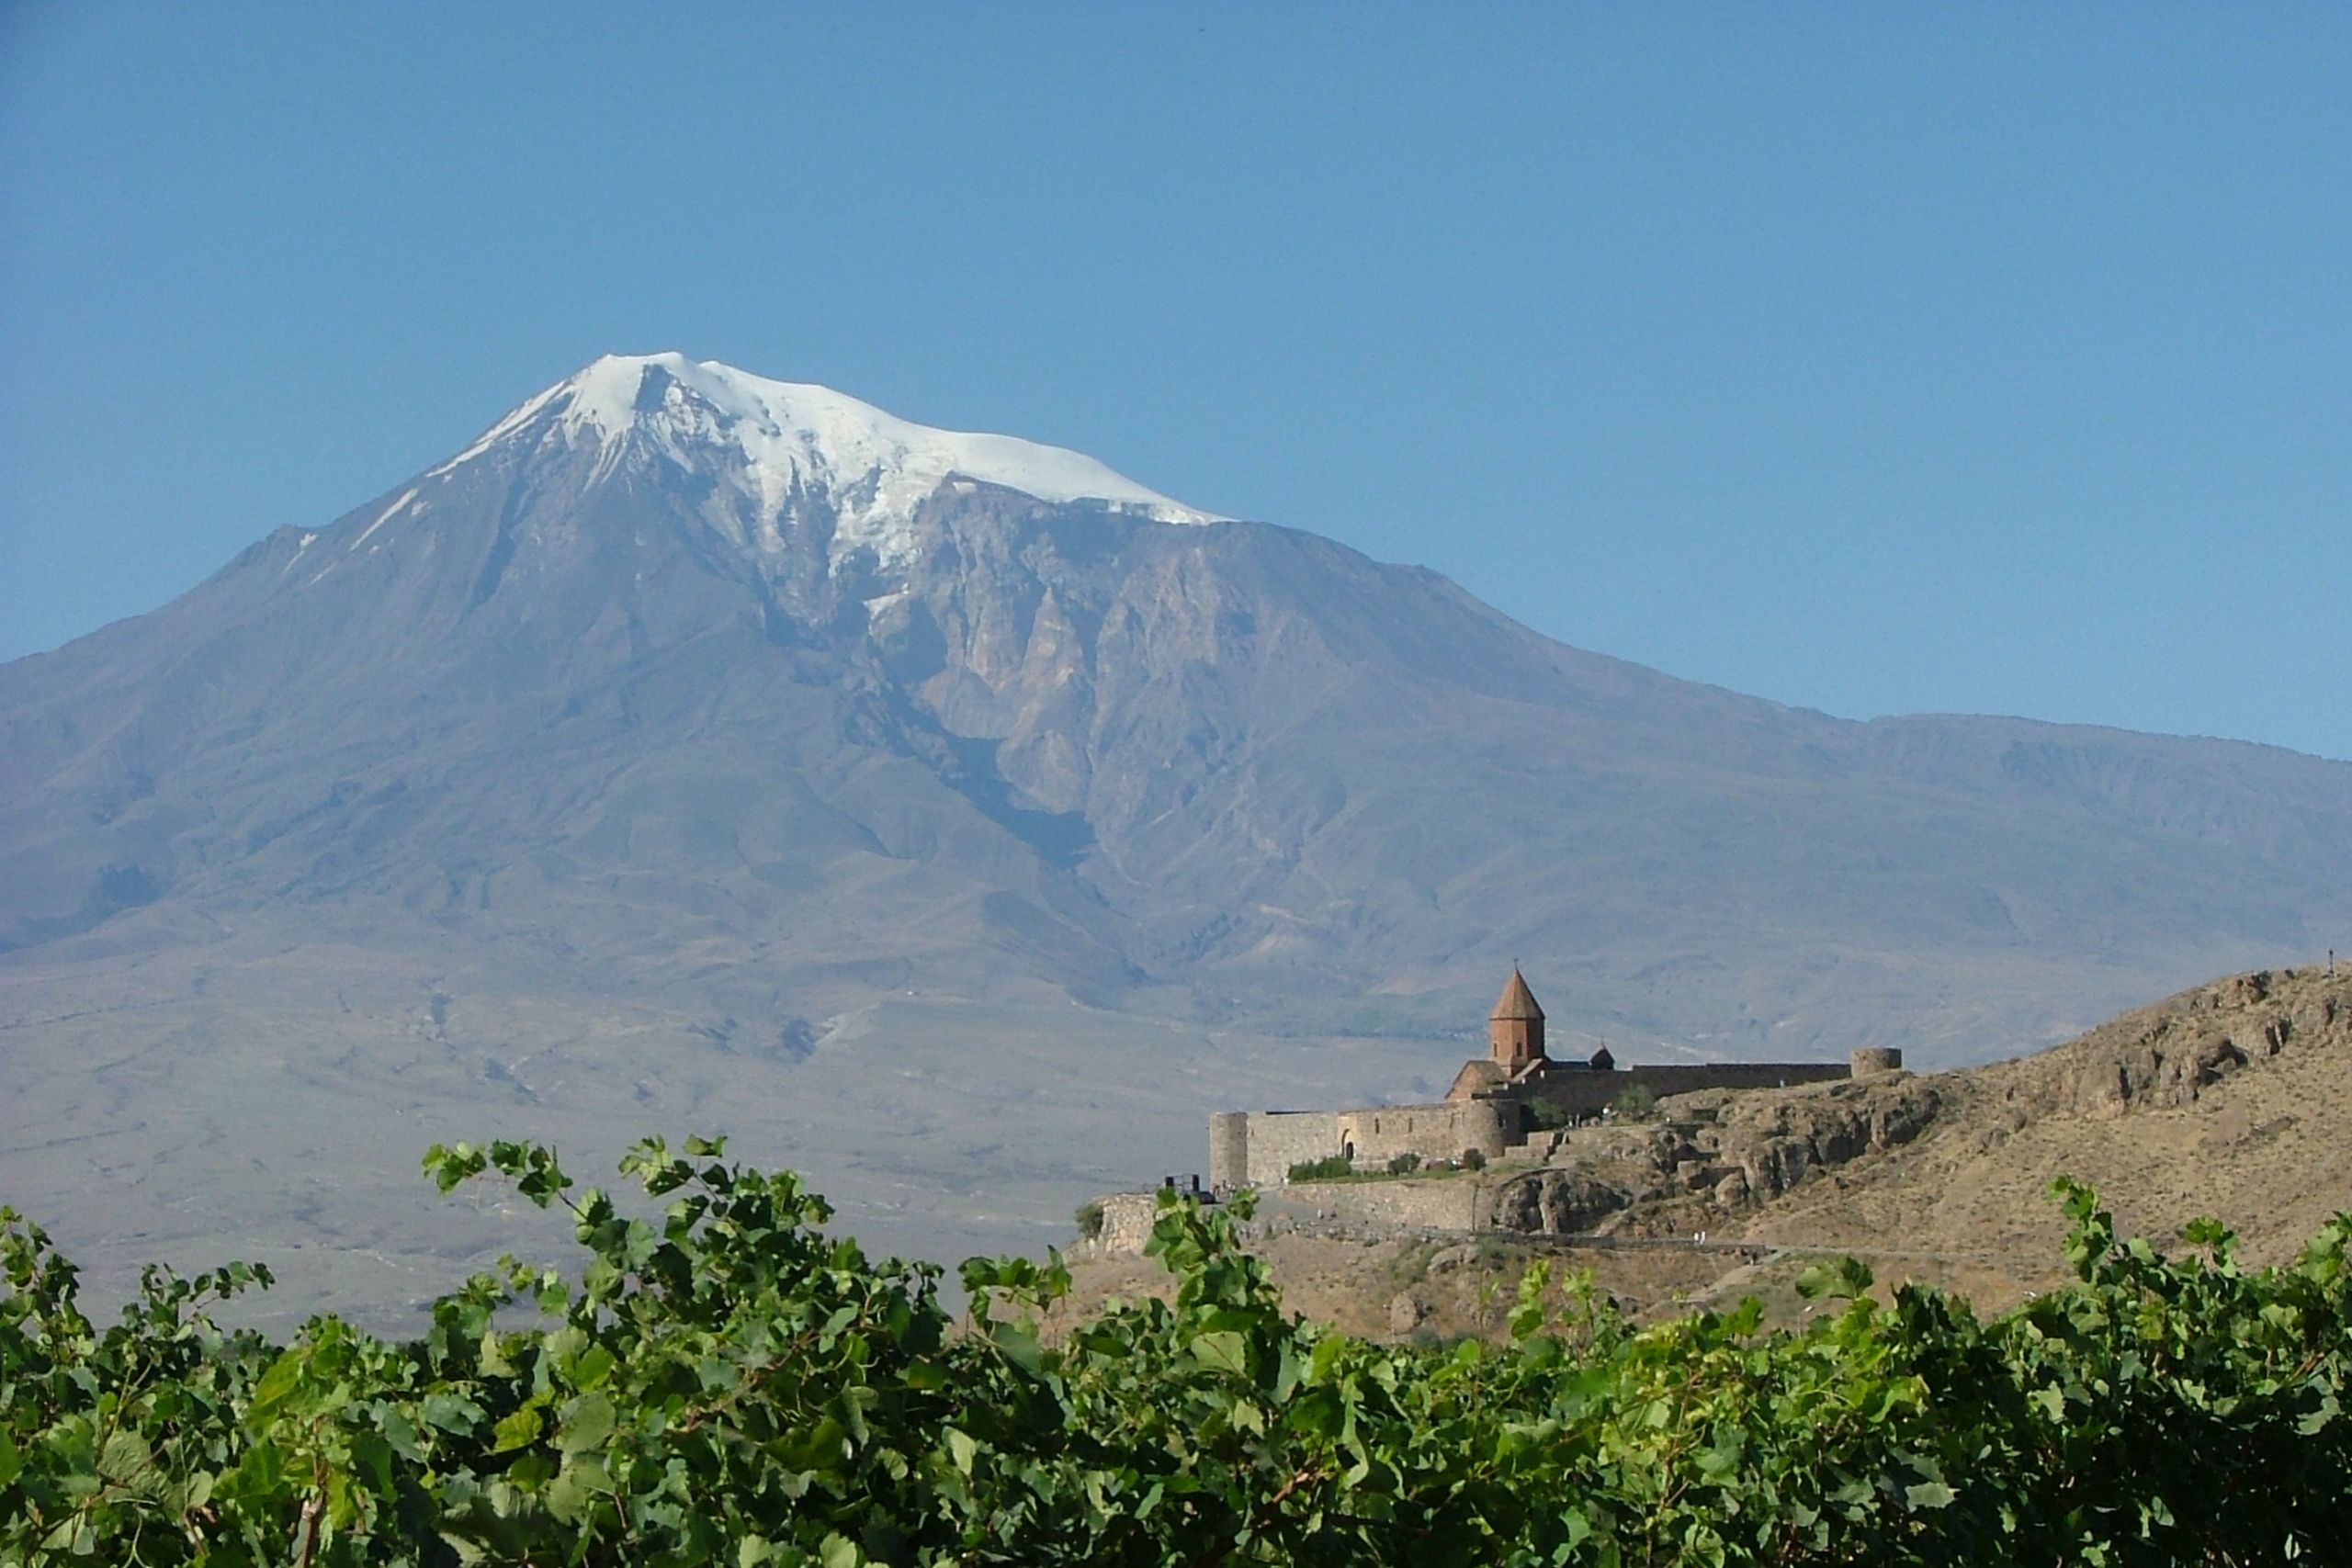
[6,353,2349,1056]
[10,351,2352,1042]
[427,353,1220,575]
[6,353,2351,1319]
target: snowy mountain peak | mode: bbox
[439,353,1222,571]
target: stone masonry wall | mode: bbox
[1214,1101,1513,1190]
[1208,1112,1251,1191]
[1516,1062,1849,1119]
[1333,1101,1510,1169]
[1221,1111,1345,1188]
[1287,1177,1484,1232]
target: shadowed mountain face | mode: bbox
[5,354,2350,1073]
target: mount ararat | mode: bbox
[4,354,2346,1320]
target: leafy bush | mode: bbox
[1611,1082,1660,1120]
[1286,1154,1356,1181]
[1074,1199,1105,1241]
[1385,1152,1423,1176]
[4,1140,2348,1566]
[1459,1147,1487,1171]
[1524,1098,1578,1131]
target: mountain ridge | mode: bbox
[3,356,2348,1316]
[5,355,2347,1049]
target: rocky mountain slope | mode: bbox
[3,355,2348,1323]
[6,355,2346,1055]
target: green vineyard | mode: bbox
[5,1137,2346,1565]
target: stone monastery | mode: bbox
[1208,968,1901,1190]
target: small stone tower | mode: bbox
[1488,967,1547,1073]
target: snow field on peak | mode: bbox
[544,353,1223,570]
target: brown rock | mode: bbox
[1487,1169,1632,1235]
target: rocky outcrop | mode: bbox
[1995,969,2345,1119]
[1481,1073,1946,1235]
[1702,1076,1944,1200]
[1487,1168,1633,1235]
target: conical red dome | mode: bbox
[1490,967,1544,1022]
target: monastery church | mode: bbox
[1208,968,1892,1191]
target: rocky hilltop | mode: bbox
[1070,965,2352,1337]
[1481,964,2347,1263]
[1481,1070,1947,1237]
[1738,964,2352,1293]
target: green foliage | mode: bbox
[1458,1148,1487,1171]
[1288,1152,1457,1185]
[1611,1082,1661,1121]
[6,1147,2350,1565]
[1523,1098,1577,1132]
[1073,1201,1104,1243]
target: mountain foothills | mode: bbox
[2,354,2348,1312]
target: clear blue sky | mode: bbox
[5,3,2346,759]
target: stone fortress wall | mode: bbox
[1336,1101,1512,1168]
[1283,1175,1485,1232]
[1206,1062,1879,1190]
[1211,1110,1341,1189]
[1205,969,1903,1193]
[1504,1059,1851,1120]
[1210,1100,1513,1190]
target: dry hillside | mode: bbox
[1065,964,2352,1336]
[1736,964,2350,1302]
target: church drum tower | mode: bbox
[1488,966,1547,1074]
